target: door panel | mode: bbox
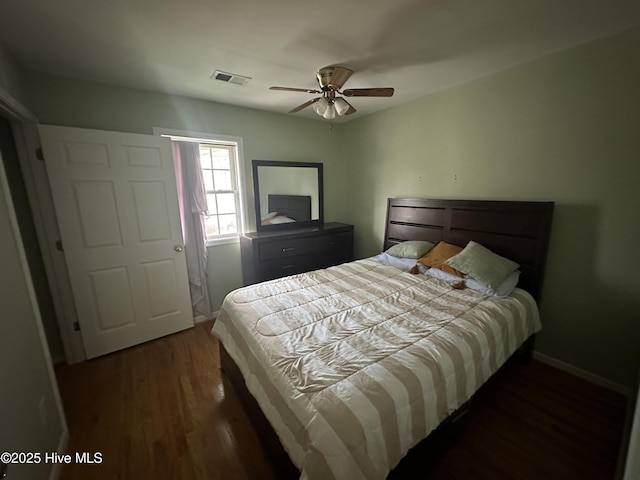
[73,180,122,247]
[131,181,171,241]
[90,266,136,330]
[142,259,181,318]
[39,125,193,358]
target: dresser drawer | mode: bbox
[313,232,352,253]
[259,237,313,261]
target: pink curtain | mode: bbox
[172,141,211,318]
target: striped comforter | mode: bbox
[212,259,541,480]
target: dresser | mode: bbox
[240,222,354,285]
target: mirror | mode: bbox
[252,160,324,231]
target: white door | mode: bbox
[39,125,193,358]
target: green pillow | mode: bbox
[445,241,519,290]
[385,240,435,259]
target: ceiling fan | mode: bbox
[270,66,394,119]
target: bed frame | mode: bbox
[267,194,312,222]
[384,198,554,301]
[220,197,554,479]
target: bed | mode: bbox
[213,198,554,480]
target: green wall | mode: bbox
[0,159,66,480]
[25,72,347,313]
[23,25,640,387]
[0,40,31,109]
[0,42,66,360]
[0,116,64,360]
[341,26,640,388]
[1,42,66,469]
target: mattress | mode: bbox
[212,259,541,480]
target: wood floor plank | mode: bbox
[55,322,627,479]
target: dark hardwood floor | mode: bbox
[56,322,628,480]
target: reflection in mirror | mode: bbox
[252,160,323,231]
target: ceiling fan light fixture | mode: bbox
[334,97,350,116]
[322,102,336,119]
[270,65,392,118]
[313,97,329,116]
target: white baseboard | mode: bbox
[533,351,632,397]
[194,311,219,324]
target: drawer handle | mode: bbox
[281,264,295,269]
[282,247,295,252]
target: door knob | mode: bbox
[174,245,184,252]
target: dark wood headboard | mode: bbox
[267,194,312,222]
[384,198,554,301]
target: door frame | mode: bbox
[0,84,70,477]
[0,84,84,363]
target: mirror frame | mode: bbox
[252,159,324,232]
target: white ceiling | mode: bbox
[1,0,640,122]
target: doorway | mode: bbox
[0,115,64,361]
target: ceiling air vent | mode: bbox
[211,70,251,86]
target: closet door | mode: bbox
[39,125,193,358]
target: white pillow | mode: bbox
[424,266,521,298]
[385,240,435,259]
[445,241,519,291]
[492,270,521,298]
[268,215,295,224]
[370,252,419,270]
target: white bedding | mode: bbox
[261,211,296,225]
[212,258,541,479]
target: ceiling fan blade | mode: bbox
[288,97,321,113]
[342,87,394,97]
[270,86,321,94]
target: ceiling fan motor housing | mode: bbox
[317,66,353,90]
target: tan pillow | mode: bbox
[417,241,464,277]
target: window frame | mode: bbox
[153,127,246,247]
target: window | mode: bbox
[154,128,245,246]
[199,143,241,240]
